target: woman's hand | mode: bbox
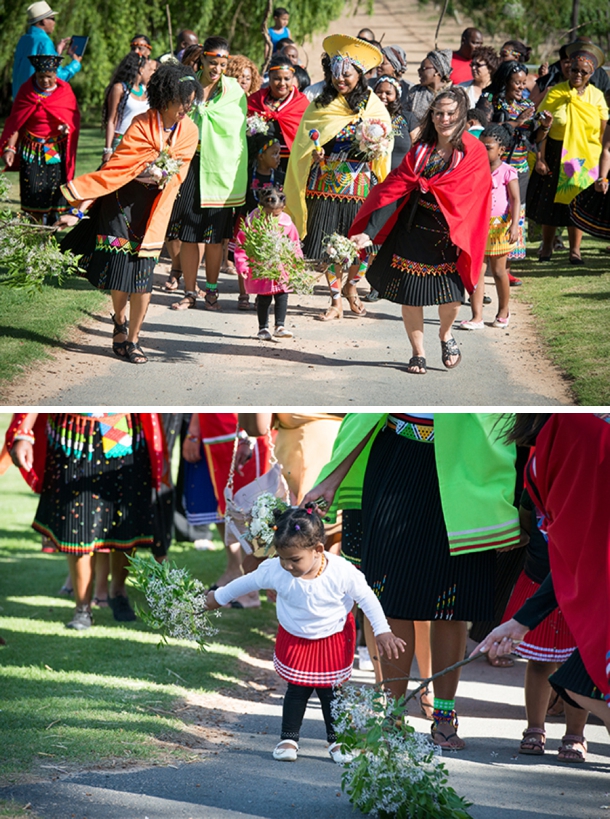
[182,435,201,463]
[537,110,553,130]
[538,61,549,77]
[300,475,340,513]
[515,105,535,125]
[375,631,407,660]
[470,618,529,660]
[595,177,609,194]
[351,232,372,250]
[205,590,221,610]
[11,440,34,471]
[2,149,15,168]
[53,214,80,229]
[535,158,550,176]
[234,437,253,476]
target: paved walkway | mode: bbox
[2,645,609,818]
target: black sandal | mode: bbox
[441,337,461,369]
[406,356,427,374]
[111,314,128,358]
[125,341,148,364]
[170,290,198,311]
[203,288,220,310]
[164,269,182,291]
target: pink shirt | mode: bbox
[234,209,303,295]
[490,162,518,217]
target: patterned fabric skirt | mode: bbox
[502,571,576,663]
[486,213,517,257]
[273,613,356,687]
[569,183,610,239]
[32,413,153,554]
[166,160,235,244]
[507,171,528,260]
[549,648,607,708]
[526,137,573,227]
[366,193,464,306]
[60,180,158,293]
[19,132,69,221]
[360,421,496,621]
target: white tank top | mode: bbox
[115,84,150,135]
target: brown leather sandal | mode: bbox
[557,734,587,763]
[170,291,198,311]
[342,286,367,316]
[519,727,546,755]
[317,303,343,321]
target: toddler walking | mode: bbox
[234,186,302,341]
[460,124,520,330]
[206,506,405,763]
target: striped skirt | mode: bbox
[486,213,517,257]
[570,183,610,239]
[502,571,575,663]
[273,613,356,687]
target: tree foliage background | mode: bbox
[0,0,356,119]
[431,0,610,59]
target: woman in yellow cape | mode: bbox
[285,35,392,321]
[526,42,608,264]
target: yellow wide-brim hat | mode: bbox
[322,34,382,74]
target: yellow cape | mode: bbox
[285,89,392,237]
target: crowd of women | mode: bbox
[1,22,610,371]
[3,411,609,765]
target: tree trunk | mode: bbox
[571,0,580,34]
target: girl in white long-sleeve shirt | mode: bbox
[206,506,406,764]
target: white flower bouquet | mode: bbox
[141,148,183,188]
[323,232,361,268]
[353,118,393,161]
[332,686,473,819]
[246,492,289,555]
[127,553,219,651]
[246,113,271,137]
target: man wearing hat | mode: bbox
[12,2,82,98]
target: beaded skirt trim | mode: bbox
[95,234,141,255]
[47,413,143,460]
[390,254,457,277]
[386,414,434,443]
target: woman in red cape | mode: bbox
[476,413,610,734]
[4,412,165,631]
[349,88,491,374]
[247,53,308,171]
[0,55,79,223]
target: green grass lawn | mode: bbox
[0,127,109,400]
[511,235,610,405]
[0,415,278,786]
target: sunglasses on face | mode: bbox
[471,61,487,68]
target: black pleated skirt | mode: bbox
[341,508,363,568]
[360,426,496,621]
[18,134,69,221]
[526,137,572,227]
[166,159,235,243]
[302,195,363,260]
[570,183,610,239]
[550,648,607,709]
[32,414,154,554]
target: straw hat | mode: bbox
[27,2,58,25]
[322,34,382,74]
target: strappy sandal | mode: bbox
[317,303,343,321]
[431,711,465,750]
[341,286,367,316]
[441,337,461,369]
[557,734,587,763]
[170,291,198,311]
[519,727,546,755]
[125,341,148,364]
[203,289,220,310]
[407,356,427,374]
[111,314,128,358]
[163,269,182,291]
[419,688,434,720]
[237,294,251,311]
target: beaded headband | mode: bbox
[258,137,280,153]
[179,75,198,83]
[269,64,295,73]
[570,53,596,72]
[203,50,230,58]
[131,39,151,49]
[374,74,402,98]
[330,53,366,78]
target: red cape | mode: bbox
[247,88,309,151]
[0,77,80,179]
[4,413,165,493]
[198,413,271,516]
[349,132,491,293]
[525,414,610,700]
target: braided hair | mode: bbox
[147,62,203,112]
[102,51,146,129]
[480,122,514,151]
[273,506,325,551]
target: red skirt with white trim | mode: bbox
[273,613,356,687]
[502,571,576,663]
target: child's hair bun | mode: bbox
[259,186,286,209]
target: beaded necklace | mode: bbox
[251,165,275,201]
[315,553,326,578]
[131,83,145,98]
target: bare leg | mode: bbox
[565,691,610,732]
[66,553,94,609]
[363,615,383,684]
[488,255,510,319]
[166,239,182,272]
[438,302,461,367]
[110,291,129,347]
[524,660,558,730]
[380,617,415,701]
[540,224,555,258]
[401,305,425,372]
[93,552,110,604]
[125,293,152,344]
[430,619,467,749]
[567,226,583,259]
[109,550,130,598]
[414,621,434,717]
[465,263,486,323]
[176,241,203,299]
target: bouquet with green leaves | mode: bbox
[127,552,219,651]
[323,232,362,268]
[240,211,316,295]
[0,175,82,294]
[332,686,472,819]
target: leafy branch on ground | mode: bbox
[0,176,83,294]
[332,686,472,819]
[127,552,220,651]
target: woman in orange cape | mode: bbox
[350,88,491,374]
[57,63,201,364]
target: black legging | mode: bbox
[257,292,288,329]
[280,682,336,743]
